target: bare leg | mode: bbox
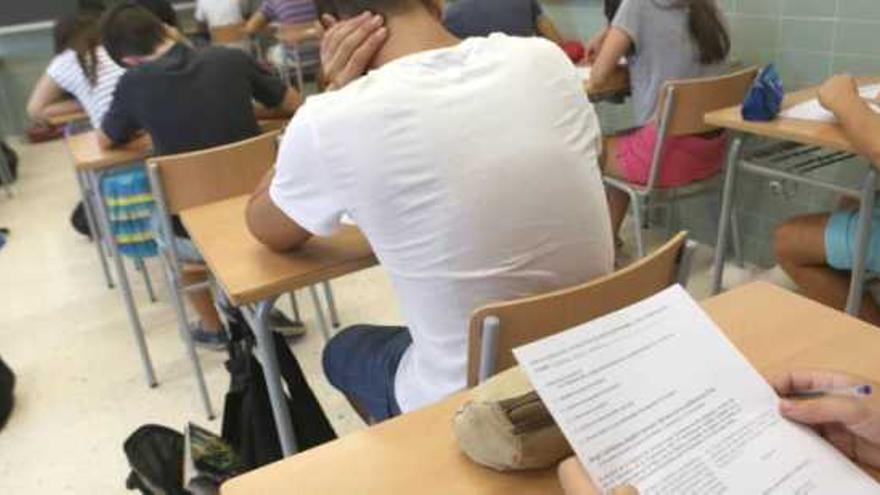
[181,264,223,332]
[774,214,880,325]
[601,136,632,240]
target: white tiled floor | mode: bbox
[0,137,781,493]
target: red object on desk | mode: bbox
[561,41,585,64]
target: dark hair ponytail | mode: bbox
[604,0,622,22]
[53,13,101,87]
[681,0,729,64]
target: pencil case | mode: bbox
[453,371,572,471]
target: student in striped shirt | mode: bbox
[27,12,125,130]
[245,0,320,78]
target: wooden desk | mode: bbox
[65,130,152,171]
[707,78,880,316]
[47,110,88,127]
[704,78,880,154]
[221,281,880,494]
[181,195,378,454]
[181,196,377,307]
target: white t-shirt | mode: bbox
[195,0,245,27]
[46,47,125,129]
[270,34,613,412]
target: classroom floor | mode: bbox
[0,137,786,493]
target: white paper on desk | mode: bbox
[514,285,880,494]
[781,83,880,122]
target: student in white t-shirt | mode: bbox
[195,0,245,28]
[246,1,614,421]
[27,12,125,130]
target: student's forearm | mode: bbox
[254,88,301,119]
[40,100,84,119]
[97,129,120,150]
[833,96,880,166]
[587,28,630,92]
[246,169,313,251]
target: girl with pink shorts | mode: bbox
[583,0,732,245]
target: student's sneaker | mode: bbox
[189,323,229,351]
[269,308,306,339]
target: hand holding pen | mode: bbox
[771,370,880,468]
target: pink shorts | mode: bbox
[615,124,727,187]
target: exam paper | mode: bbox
[514,285,880,494]
[780,83,880,122]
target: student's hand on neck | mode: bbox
[370,7,460,69]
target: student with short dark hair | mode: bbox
[98,3,303,346]
[247,0,613,420]
[135,0,179,27]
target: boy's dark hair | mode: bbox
[134,0,179,27]
[100,3,167,68]
[316,0,421,19]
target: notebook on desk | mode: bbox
[781,83,880,123]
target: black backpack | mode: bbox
[0,356,15,431]
[220,307,337,469]
[0,141,18,185]
[123,425,187,495]
[70,201,93,238]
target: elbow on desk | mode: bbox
[244,196,312,253]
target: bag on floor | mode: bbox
[123,424,188,495]
[220,307,337,469]
[0,356,15,431]
[70,201,92,238]
[0,141,18,184]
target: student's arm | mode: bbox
[253,87,301,119]
[244,10,270,35]
[319,13,387,91]
[586,27,631,93]
[26,74,82,123]
[96,129,119,150]
[583,27,609,65]
[532,1,564,45]
[247,168,313,250]
[99,78,140,150]
[247,108,344,251]
[819,75,880,166]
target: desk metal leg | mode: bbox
[712,135,745,294]
[77,170,114,288]
[0,147,14,198]
[243,298,298,456]
[846,168,877,316]
[86,170,158,387]
[289,292,302,323]
[322,281,340,328]
[309,285,331,341]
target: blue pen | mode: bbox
[790,384,872,399]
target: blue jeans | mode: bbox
[322,325,412,422]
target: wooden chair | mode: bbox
[467,231,695,386]
[605,67,759,258]
[146,131,338,418]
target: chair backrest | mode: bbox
[659,66,759,137]
[210,22,248,44]
[147,131,279,214]
[467,232,690,387]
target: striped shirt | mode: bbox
[260,0,319,69]
[46,47,125,129]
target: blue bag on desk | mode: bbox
[741,64,784,122]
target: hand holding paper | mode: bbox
[516,286,880,494]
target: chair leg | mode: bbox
[160,257,215,419]
[322,281,340,328]
[136,258,158,303]
[630,193,645,259]
[730,206,744,268]
[288,291,303,324]
[309,285,331,341]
